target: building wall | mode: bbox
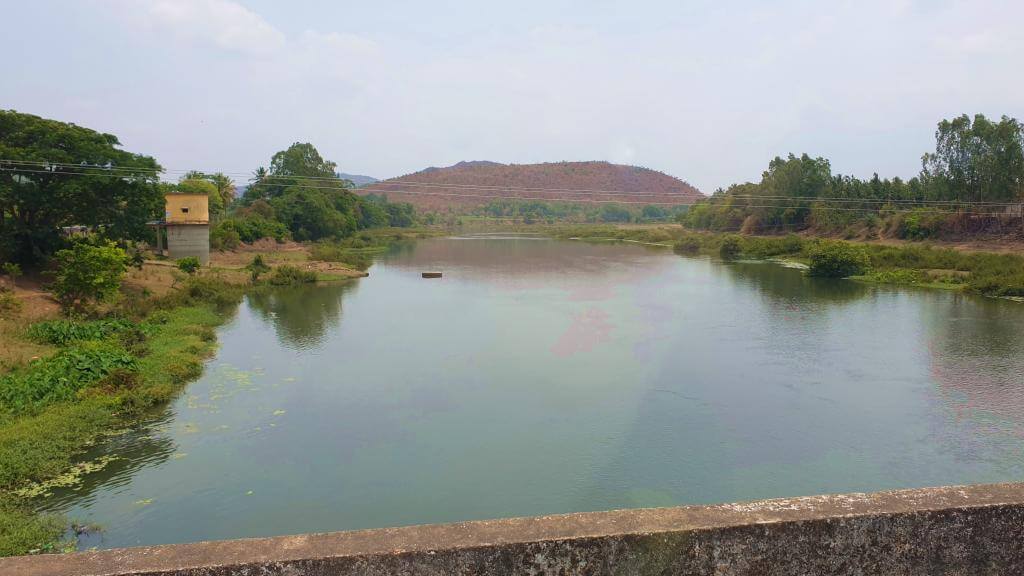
[167,224,210,265]
[165,193,210,224]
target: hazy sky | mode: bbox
[4,0,1022,192]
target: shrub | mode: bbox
[209,225,240,251]
[0,287,21,318]
[158,276,244,310]
[268,265,318,286]
[675,236,702,254]
[50,241,128,313]
[896,209,947,240]
[246,254,271,282]
[176,256,201,275]
[719,235,742,260]
[2,262,22,288]
[807,242,871,278]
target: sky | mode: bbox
[3,0,1023,192]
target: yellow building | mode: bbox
[164,193,211,224]
[153,193,211,265]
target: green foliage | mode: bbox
[895,208,947,240]
[246,254,271,282]
[807,242,871,278]
[176,177,223,215]
[27,318,134,346]
[0,497,66,556]
[682,114,1024,239]
[0,111,164,264]
[674,236,702,254]
[176,256,201,275]
[50,241,128,312]
[719,235,742,259]
[0,288,20,319]
[268,265,318,286]
[922,114,1024,202]
[0,341,136,416]
[1,263,21,288]
[212,217,288,248]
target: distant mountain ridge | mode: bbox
[337,172,379,187]
[359,161,702,210]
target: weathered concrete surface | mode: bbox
[166,224,210,265]
[4,482,1023,575]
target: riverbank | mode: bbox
[0,276,245,556]
[546,224,1024,298]
[0,227,445,556]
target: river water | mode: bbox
[35,236,1024,549]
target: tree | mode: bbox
[180,171,236,210]
[0,110,163,264]
[921,114,1024,202]
[244,166,270,203]
[50,240,128,312]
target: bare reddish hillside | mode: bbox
[358,161,703,211]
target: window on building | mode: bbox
[181,207,189,213]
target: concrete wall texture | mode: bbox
[166,224,210,265]
[3,482,1022,575]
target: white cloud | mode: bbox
[114,0,285,56]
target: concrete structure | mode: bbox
[3,482,1023,575]
[153,193,210,265]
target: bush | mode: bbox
[268,265,318,286]
[807,242,871,278]
[246,254,271,282]
[719,235,742,260]
[0,287,20,318]
[176,256,201,275]
[50,241,128,313]
[209,225,240,251]
[675,236,702,254]
[2,262,22,288]
[896,209,947,240]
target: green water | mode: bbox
[36,236,1024,549]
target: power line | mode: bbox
[2,159,1022,211]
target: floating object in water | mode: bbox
[422,272,442,279]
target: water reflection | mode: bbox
[720,260,872,305]
[926,296,1024,442]
[247,283,355,350]
[34,237,1024,550]
[34,411,177,512]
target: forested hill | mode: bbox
[358,161,703,210]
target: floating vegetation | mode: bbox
[13,456,121,499]
[133,499,153,506]
[171,453,188,460]
[272,410,286,416]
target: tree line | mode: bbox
[0,111,416,265]
[683,114,1024,238]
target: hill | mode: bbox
[337,172,379,187]
[358,161,703,211]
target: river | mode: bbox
[34,235,1024,549]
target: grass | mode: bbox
[541,223,1024,297]
[0,278,241,556]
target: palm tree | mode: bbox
[209,172,236,207]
